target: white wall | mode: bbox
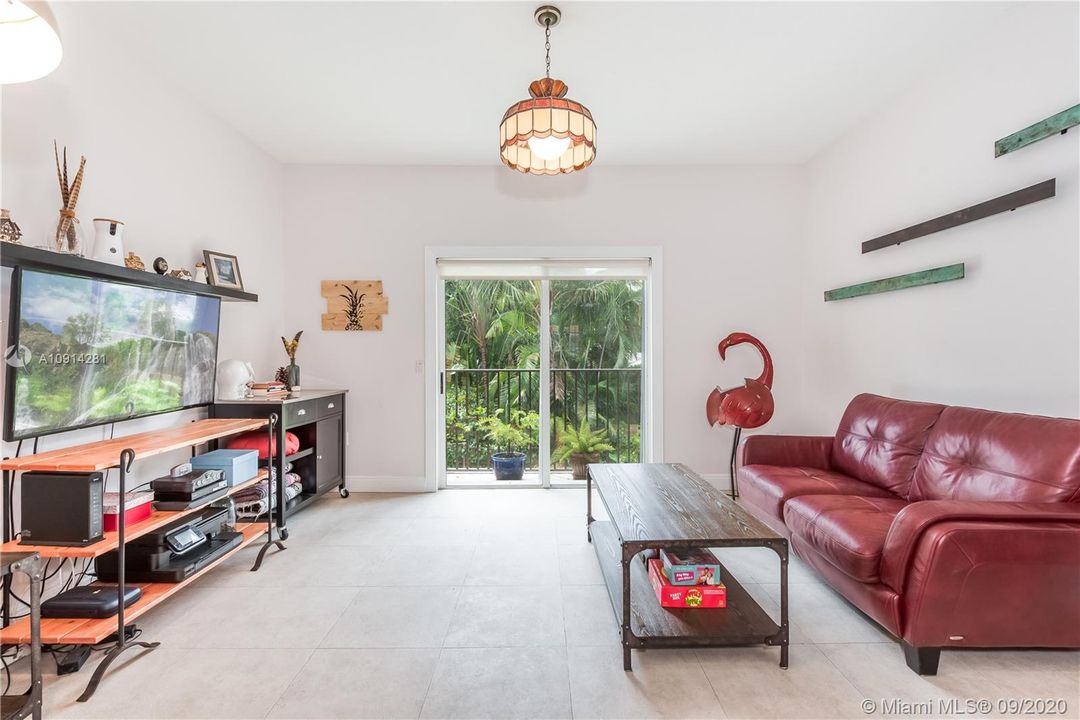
[2,1,1077,502]
[0,3,286,494]
[799,2,1080,431]
[283,165,807,489]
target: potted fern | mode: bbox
[553,419,615,480]
[479,409,538,480]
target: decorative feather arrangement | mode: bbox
[53,141,87,252]
[281,331,303,363]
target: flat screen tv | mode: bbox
[5,269,221,440]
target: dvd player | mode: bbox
[97,531,243,583]
[153,478,228,503]
[151,469,224,494]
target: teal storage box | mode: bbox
[191,449,259,487]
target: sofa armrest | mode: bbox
[881,500,1080,592]
[739,435,833,470]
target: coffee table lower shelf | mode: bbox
[588,519,786,669]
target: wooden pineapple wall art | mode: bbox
[321,280,389,331]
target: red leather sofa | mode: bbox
[737,393,1080,674]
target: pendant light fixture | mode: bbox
[500,5,595,175]
[0,1,62,84]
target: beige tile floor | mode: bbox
[13,489,1079,719]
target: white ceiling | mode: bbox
[64,1,1013,165]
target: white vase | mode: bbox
[91,218,125,265]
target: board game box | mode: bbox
[648,559,727,608]
[659,548,722,586]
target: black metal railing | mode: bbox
[445,368,642,471]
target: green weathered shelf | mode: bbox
[824,263,965,302]
[995,104,1080,157]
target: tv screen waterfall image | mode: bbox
[7,270,221,439]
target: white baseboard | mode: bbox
[345,475,432,493]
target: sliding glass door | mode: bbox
[443,279,542,486]
[549,279,643,483]
[436,257,651,488]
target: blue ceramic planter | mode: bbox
[492,452,526,481]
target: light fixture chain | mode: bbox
[544,20,551,78]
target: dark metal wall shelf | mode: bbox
[0,244,258,302]
[861,179,1056,254]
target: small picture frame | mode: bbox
[203,250,244,290]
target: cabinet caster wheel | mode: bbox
[339,487,350,498]
[279,528,290,540]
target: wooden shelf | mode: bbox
[589,519,779,645]
[0,418,268,472]
[0,523,267,645]
[0,243,258,302]
[2,470,270,559]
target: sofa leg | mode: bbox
[902,643,940,675]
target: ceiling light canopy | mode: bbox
[500,5,595,175]
[0,1,62,84]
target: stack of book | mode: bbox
[250,381,289,398]
[648,548,727,608]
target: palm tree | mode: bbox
[443,278,644,469]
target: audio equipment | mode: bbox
[19,471,104,546]
[169,462,193,478]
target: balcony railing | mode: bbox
[445,368,642,471]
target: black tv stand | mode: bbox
[211,389,348,536]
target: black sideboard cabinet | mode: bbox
[212,389,348,538]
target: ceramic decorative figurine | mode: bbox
[124,252,146,270]
[168,268,193,281]
[153,256,169,274]
[0,209,22,244]
[91,218,125,265]
[193,262,208,283]
[216,359,254,400]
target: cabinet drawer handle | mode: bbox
[297,409,306,416]
[327,402,335,409]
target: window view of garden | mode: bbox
[444,278,643,481]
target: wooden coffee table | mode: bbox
[587,463,789,671]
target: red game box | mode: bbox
[648,559,726,608]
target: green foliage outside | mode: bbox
[444,279,644,471]
[479,409,541,453]
[552,418,615,463]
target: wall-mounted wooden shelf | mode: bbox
[0,243,258,303]
[995,105,1080,157]
[825,263,965,302]
[861,179,1055,254]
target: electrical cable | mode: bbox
[7,440,24,539]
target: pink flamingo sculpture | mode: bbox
[706,332,774,498]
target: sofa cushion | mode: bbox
[739,464,896,529]
[784,495,908,584]
[831,394,946,498]
[910,406,1080,502]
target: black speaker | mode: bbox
[19,472,105,546]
